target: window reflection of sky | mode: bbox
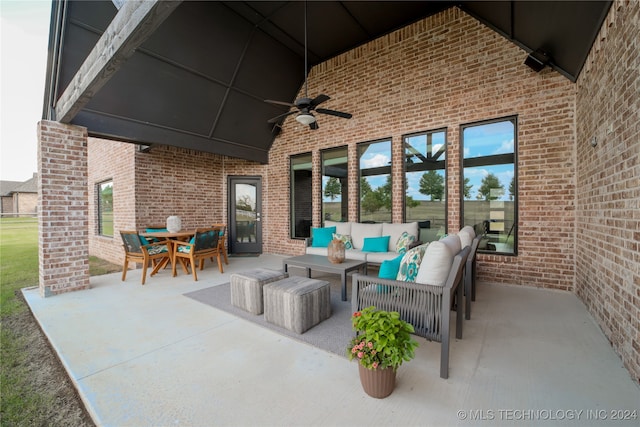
[464,121,514,158]
[322,122,514,203]
[360,141,391,169]
[463,120,515,201]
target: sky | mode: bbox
[1,0,51,182]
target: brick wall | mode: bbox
[37,121,89,296]
[268,7,577,290]
[88,137,137,266]
[575,0,640,382]
[88,142,240,266]
[133,145,227,230]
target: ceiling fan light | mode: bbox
[296,113,316,125]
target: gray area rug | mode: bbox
[183,278,355,358]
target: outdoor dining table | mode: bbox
[140,230,196,274]
[141,230,195,241]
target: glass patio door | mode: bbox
[228,176,262,254]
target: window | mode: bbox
[97,180,113,237]
[321,146,348,223]
[358,139,392,222]
[461,117,517,254]
[290,153,313,238]
[404,129,447,242]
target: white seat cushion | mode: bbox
[415,241,454,286]
[324,220,352,236]
[382,222,419,252]
[350,223,382,250]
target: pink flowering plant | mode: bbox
[347,306,418,371]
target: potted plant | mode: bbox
[347,306,419,398]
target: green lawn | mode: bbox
[0,217,119,425]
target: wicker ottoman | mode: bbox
[230,268,289,314]
[263,276,331,334]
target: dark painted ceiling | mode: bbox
[43,1,611,163]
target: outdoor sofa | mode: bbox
[305,221,420,264]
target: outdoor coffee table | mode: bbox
[282,254,367,301]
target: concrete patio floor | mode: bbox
[23,253,639,426]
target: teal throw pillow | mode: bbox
[139,236,151,245]
[311,226,337,248]
[362,235,390,252]
[377,254,404,293]
[146,228,168,233]
[378,254,404,279]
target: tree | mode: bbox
[463,177,473,200]
[360,177,384,214]
[508,176,515,201]
[478,173,504,200]
[405,194,420,208]
[378,175,393,211]
[360,177,373,196]
[237,194,254,211]
[101,184,113,210]
[419,170,444,201]
[324,177,341,200]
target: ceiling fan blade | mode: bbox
[267,110,296,124]
[265,99,296,107]
[310,121,319,130]
[310,94,330,108]
[316,108,352,119]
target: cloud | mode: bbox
[361,153,390,168]
[494,138,514,155]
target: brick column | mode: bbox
[37,121,89,297]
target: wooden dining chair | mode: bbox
[172,227,223,281]
[211,223,229,265]
[120,231,171,285]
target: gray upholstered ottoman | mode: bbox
[263,276,331,334]
[230,268,289,314]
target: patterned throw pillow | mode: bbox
[396,243,429,282]
[332,233,353,250]
[395,231,416,254]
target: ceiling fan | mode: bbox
[265,2,352,130]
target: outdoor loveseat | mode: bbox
[351,232,473,379]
